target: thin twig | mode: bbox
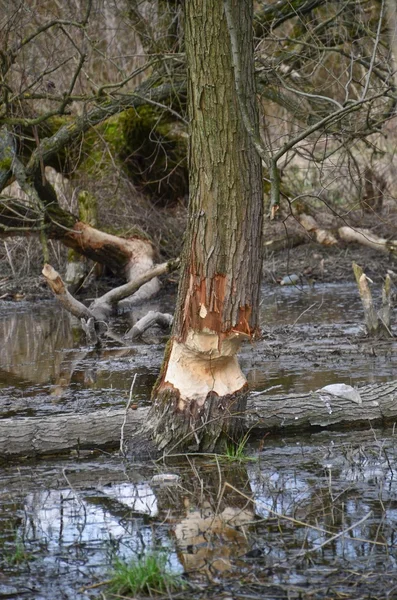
[120,373,137,456]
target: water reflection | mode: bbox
[0,302,163,416]
[259,282,371,326]
[1,283,396,418]
[1,433,397,598]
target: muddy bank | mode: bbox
[1,239,395,303]
[262,242,397,285]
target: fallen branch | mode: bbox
[1,380,397,458]
[43,258,180,328]
[339,226,397,254]
[125,311,174,340]
[42,264,93,319]
[299,213,338,246]
[90,258,180,317]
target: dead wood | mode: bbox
[379,274,392,330]
[298,213,338,246]
[42,259,180,341]
[263,232,307,253]
[89,258,180,318]
[125,311,173,340]
[353,262,393,338]
[339,226,397,254]
[42,264,93,320]
[1,380,397,458]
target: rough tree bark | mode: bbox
[141,0,263,453]
[1,380,397,459]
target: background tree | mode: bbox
[0,0,395,289]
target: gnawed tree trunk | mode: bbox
[353,262,393,338]
[1,380,397,458]
[142,0,263,453]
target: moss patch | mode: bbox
[120,105,188,205]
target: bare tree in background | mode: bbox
[0,0,395,303]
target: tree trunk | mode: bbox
[1,381,397,458]
[143,0,263,453]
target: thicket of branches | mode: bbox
[0,0,396,278]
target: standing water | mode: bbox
[0,283,396,599]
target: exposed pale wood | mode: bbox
[352,262,393,338]
[43,259,179,327]
[91,258,180,314]
[379,274,392,330]
[339,226,397,254]
[352,262,379,336]
[299,213,338,246]
[125,311,173,340]
[148,0,263,452]
[42,264,93,319]
[1,380,397,458]
[263,233,307,253]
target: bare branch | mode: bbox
[25,79,186,180]
[361,0,386,100]
[42,264,93,320]
[90,258,180,309]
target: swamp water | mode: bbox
[0,284,397,599]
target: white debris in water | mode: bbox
[151,474,181,486]
[318,383,362,405]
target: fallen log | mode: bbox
[339,226,397,254]
[298,213,338,246]
[42,260,180,341]
[1,380,397,459]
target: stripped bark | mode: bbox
[1,380,397,459]
[42,264,93,319]
[353,262,393,338]
[352,262,380,336]
[298,213,338,246]
[379,274,392,330]
[339,226,397,254]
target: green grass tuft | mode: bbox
[224,432,256,463]
[108,551,186,597]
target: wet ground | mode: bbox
[0,282,397,599]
